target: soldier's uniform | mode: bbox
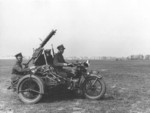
[53,52,66,71]
[11,53,29,89]
[11,61,28,81]
[53,45,74,78]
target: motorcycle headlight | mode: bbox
[84,60,90,67]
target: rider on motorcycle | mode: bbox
[10,53,30,91]
[53,44,74,79]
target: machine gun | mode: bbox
[24,29,56,66]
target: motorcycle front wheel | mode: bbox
[18,76,44,104]
[83,76,106,100]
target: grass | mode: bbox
[0,59,150,113]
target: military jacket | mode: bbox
[12,61,28,75]
[53,52,66,70]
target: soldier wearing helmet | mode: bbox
[10,53,30,91]
[53,44,74,78]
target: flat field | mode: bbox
[1,60,150,113]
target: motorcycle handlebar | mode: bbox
[68,62,82,67]
[69,61,89,67]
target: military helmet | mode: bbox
[15,52,23,58]
[57,44,65,50]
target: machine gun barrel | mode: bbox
[40,29,56,48]
[25,29,56,66]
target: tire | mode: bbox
[17,75,44,104]
[83,77,106,100]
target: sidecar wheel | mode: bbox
[83,77,106,100]
[18,76,44,104]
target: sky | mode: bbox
[1,0,150,58]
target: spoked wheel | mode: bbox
[18,76,44,104]
[83,77,106,100]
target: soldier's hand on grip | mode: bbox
[23,63,28,68]
[67,63,74,67]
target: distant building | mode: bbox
[128,54,144,60]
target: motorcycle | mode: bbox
[15,30,106,104]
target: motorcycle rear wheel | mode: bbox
[18,76,44,104]
[83,77,106,100]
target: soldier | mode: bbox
[53,44,74,78]
[10,53,30,91]
[34,49,53,66]
[44,49,53,65]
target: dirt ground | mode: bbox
[1,60,150,113]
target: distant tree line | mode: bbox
[65,54,150,61]
[127,54,150,60]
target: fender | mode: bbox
[89,70,103,79]
[80,72,102,89]
[17,74,44,94]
